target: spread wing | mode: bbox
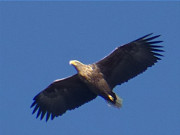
[96,33,164,88]
[31,74,97,121]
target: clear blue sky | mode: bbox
[1,2,180,135]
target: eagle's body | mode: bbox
[31,33,163,121]
[70,60,122,107]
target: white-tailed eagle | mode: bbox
[31,33,163,121]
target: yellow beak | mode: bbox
[69,60,76,65]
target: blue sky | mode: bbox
[1,1,180,135]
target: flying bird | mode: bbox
[31,33,163,121]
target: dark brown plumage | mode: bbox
[31,33,163,121]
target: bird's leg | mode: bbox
[108,94,114,101]
[106,92,123,108]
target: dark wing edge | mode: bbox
[96,33,164,88]
[31,74,97,121]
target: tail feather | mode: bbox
[114,94,123,108]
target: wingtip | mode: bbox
[46,112,50,122]
[134,33,162,42]
[134,33,153,42]
[145,33,154,37]
[141,33,153,39]
[30,101,35,108]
